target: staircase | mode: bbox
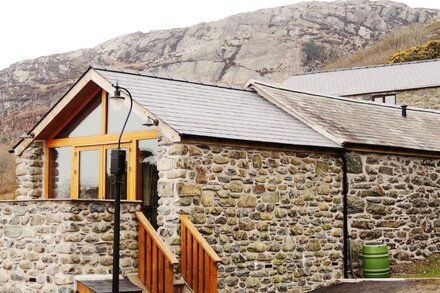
[179,215,221,293]
[76,213,219,293]
[136,212,220,293]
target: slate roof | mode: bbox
[93,66,339,149]
[252,82,440,153]
[282,59,440,96]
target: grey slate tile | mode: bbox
[254,82,440,153]
[95,67,339,149]
[282,59,440,96]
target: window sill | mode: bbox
[0,198,142,204]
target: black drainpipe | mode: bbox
[341,150,350,279]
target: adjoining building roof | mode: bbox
[282,59,440,96]
[252,81,440,153]
[92,66,339,149]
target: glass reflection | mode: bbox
[107,97,149,134]
[385,95,396,105]
[49,147,71,198]
[79,150,99,199]
[56,94,102,138]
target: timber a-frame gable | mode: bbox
[13,67,180,156]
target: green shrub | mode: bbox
[303,39,324,64]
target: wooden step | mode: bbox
[126,274,150,293]
[173,277,193,293]
[76,277,142,293]
[127,274,193,293]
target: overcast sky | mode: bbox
[1,0,440,70]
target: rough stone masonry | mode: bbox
[0,200,140,292]
[351,87,440,111]
[347,152,440,275]
[15,141,44,199]
[12,140,440,291]
[156,142,344,292]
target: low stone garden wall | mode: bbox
[0,199,140,292]
[347,152,440,275]
[156,142,344,292]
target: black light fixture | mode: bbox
[19,132,35,139]
[109,82,133,293]
[143,116,159,127]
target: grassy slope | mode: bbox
[324,19,440,69]
[392,254,440,278]
[0,144,16,199]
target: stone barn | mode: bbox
[4,65,440,292]
[282,59,440,110]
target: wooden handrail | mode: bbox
[179,215,221,262]
[136,212,178,293]
[180,214,221,293]
[136,212,179,265]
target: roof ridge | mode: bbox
[90,64,254,92]
[252,80,440,115]
[290,58,440,77]
[250,81,344,146]
[251,80,440,154]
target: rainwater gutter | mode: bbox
[341,150,350,279]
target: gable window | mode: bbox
[107,96,147,134]
[56,93,102,138]
[371,94,396,105]
[45,89,158,201]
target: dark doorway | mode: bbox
[137,140,159,230]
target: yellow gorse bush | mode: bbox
[387,40,440,64]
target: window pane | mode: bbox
[107,97,150,134]
[105,149,127,200]
[79,150,100,199]
[372,96,384,103]
[56,93,102,138]
[49,147,71,198]
[385,95,396,105]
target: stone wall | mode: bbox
[398,88,440,110]
[156,142,343,292]
[15,141,44,199]
[0,200,140,292]
[346,152,440,274]
[350,87,440,110]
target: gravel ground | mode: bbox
[310,280,440,293]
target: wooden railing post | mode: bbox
[180,214,221,293]
[136,212,178,293]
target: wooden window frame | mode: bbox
[44,89,159,200]
[371,94,396,105]
[74,145,102,200]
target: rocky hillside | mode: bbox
[325,18,440,69]
[1,0,440,143]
